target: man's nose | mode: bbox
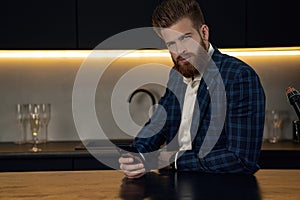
[175,42,186,56]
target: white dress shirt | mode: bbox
[177,44,215,151]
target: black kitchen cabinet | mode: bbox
[0,154,112,172]
[0,157,72,172]
[77,0,158,49]
[78,0,247,49]
[247,0,300,47]
[0,142,114,172]
[0,0,77,49]
[77,0,300,48]
[199,0,300,48]
[0,141,300,172]
[0,0,299,49]
[197,0,246,48]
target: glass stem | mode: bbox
[32,132,39,152]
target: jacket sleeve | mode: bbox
[198,67,266,174]
[133,68,181,153]
[133,86,171,153]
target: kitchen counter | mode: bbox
[0,169,299,200]
[261,140,300,150]
[259,140,300,169]
[0,140,300,171]
[1,140,299,153]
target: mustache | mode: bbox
[176,53,194,63]
[173,56,200,78]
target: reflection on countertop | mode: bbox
[121,171,261,200]
[0,170,300,200]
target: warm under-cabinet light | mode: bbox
[222,47,300,56]
[0,47,299,58]
[0,50,170,58]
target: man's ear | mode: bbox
[199,24,209,41]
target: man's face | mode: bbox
[161,17,208,78]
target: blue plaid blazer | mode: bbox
[134,47,266,174]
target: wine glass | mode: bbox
[29,104,42,152]
[39,103,51,143]
[15,104,26,144]
[268,110,284,143]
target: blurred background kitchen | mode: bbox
[0,1,299,145]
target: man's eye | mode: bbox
[178,34,191,42]
[166,42,175,47]
[183,35,191,40]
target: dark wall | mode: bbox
[0,0,299,49]
[77,0,157,49]
[0,0,77,49]
[198,0,246,48]
[246,0,300,47]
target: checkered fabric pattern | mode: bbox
[134,47,266,174]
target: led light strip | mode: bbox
[0,47,299,58]
[0,50,170,58]
[221,47,300,56]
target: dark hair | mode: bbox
[152,0,206,29]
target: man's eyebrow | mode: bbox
[165,32,192,45]
[179,32,192,40]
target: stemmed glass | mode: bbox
[15,104,26,144]
[29,104,42,152]
[268,110,285,143]
[40,103,51,143]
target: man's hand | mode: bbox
[119,154,146,179]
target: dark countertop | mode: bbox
[0,139,299,153]
[261,140,300,150]
[0,140,299,171]
[0,169,299,200]
[0,142,85,156]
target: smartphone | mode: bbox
[116,144,146,165]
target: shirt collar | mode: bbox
[208,43,214,57]
[183,74,201,85]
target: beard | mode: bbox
[172,41,210,78]
[173,53,200,78]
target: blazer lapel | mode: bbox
[190,50,223,139]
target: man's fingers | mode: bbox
[123,168,146,179]
[118,155,146,179]
[120,163,144,171]
[119,156,134,164]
